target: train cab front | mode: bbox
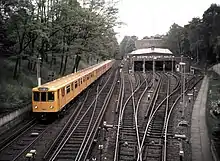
[32,87,58,121]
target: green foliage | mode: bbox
[166,3,220,66]
[0,0,120,78]
[119,35,138,57]
[165,23,184,54]
[0,0,120,110]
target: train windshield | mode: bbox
[33,92,54,102]
[41,92,47,101]
[33,92,40,101]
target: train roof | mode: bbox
[32,60,113,91]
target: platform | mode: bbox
[191,76,213,161]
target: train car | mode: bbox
[32,60,115,120]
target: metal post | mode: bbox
[196,44,199,63]
[132,57,134,74]
[180,64,183,105]
[143,58,145,73]
[172,57,174,73]
[153,57,155,88]
[98,145,103,161]
[182,64,185,117]
[179,62,186,118]
[37,57,42,86]
[163,61,165,72]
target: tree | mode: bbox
[119,36,130,56]
[1,0,120,79]
[119,35,138,57]
[165,3,220,66]
[125,36,137,53]
[165,23,184,55]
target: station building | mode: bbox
[127,39,191,73]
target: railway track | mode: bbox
[118,71,138,161]
[0,98,85,161]
[0,121,48,161]
[0,65,118,161]
[0,119,36,151]
[44,68,118,161]
[141,73,170,161]
[137,72,203,161]
[114,68,152,161]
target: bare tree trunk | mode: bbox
[62,54,68,75]
[50,52,54,68]
[59,31,65,74]
[72,54,81,72]
[13,56,20,79]
[59,54,64,74]
[32,61,37,71]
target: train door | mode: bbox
[60,87,66,109]
[80,78,83,92]
[78,79,81,92]
[86,75,89,86]
[57,89,60,108]
[74,81,78,96]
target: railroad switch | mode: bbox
[29,149,36,159]
[178,120,189,127]
[179,141,184,160]
[93,139,98,143]
[174,134,187,140]
[147,94,151,101]
[30,133,39,137]
[92,157,97,161]
[25,153,33,161]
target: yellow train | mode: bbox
[32,60,115,119]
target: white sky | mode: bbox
[114,0,220,42]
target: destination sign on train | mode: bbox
[38,87,49,91]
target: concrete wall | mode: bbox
[211,63,220,75]
[0,105,31,135]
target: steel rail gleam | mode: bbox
[45,68,118,161]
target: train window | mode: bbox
[87,76,89,80]
[78,80,80,86]
[61,87,65,96]
[75,82,78,88]
[48,92,54,101]
[81,79,82,84]
[41,92,47,102]
[66,85,70,94]
[33,92,40,101]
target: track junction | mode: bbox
[0,58,203,161]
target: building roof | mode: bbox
[135,39,167,49]
[129,47,173,55]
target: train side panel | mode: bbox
[32,60,115,119]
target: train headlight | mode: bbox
[50,106,54,109]
[34,106,38,109]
